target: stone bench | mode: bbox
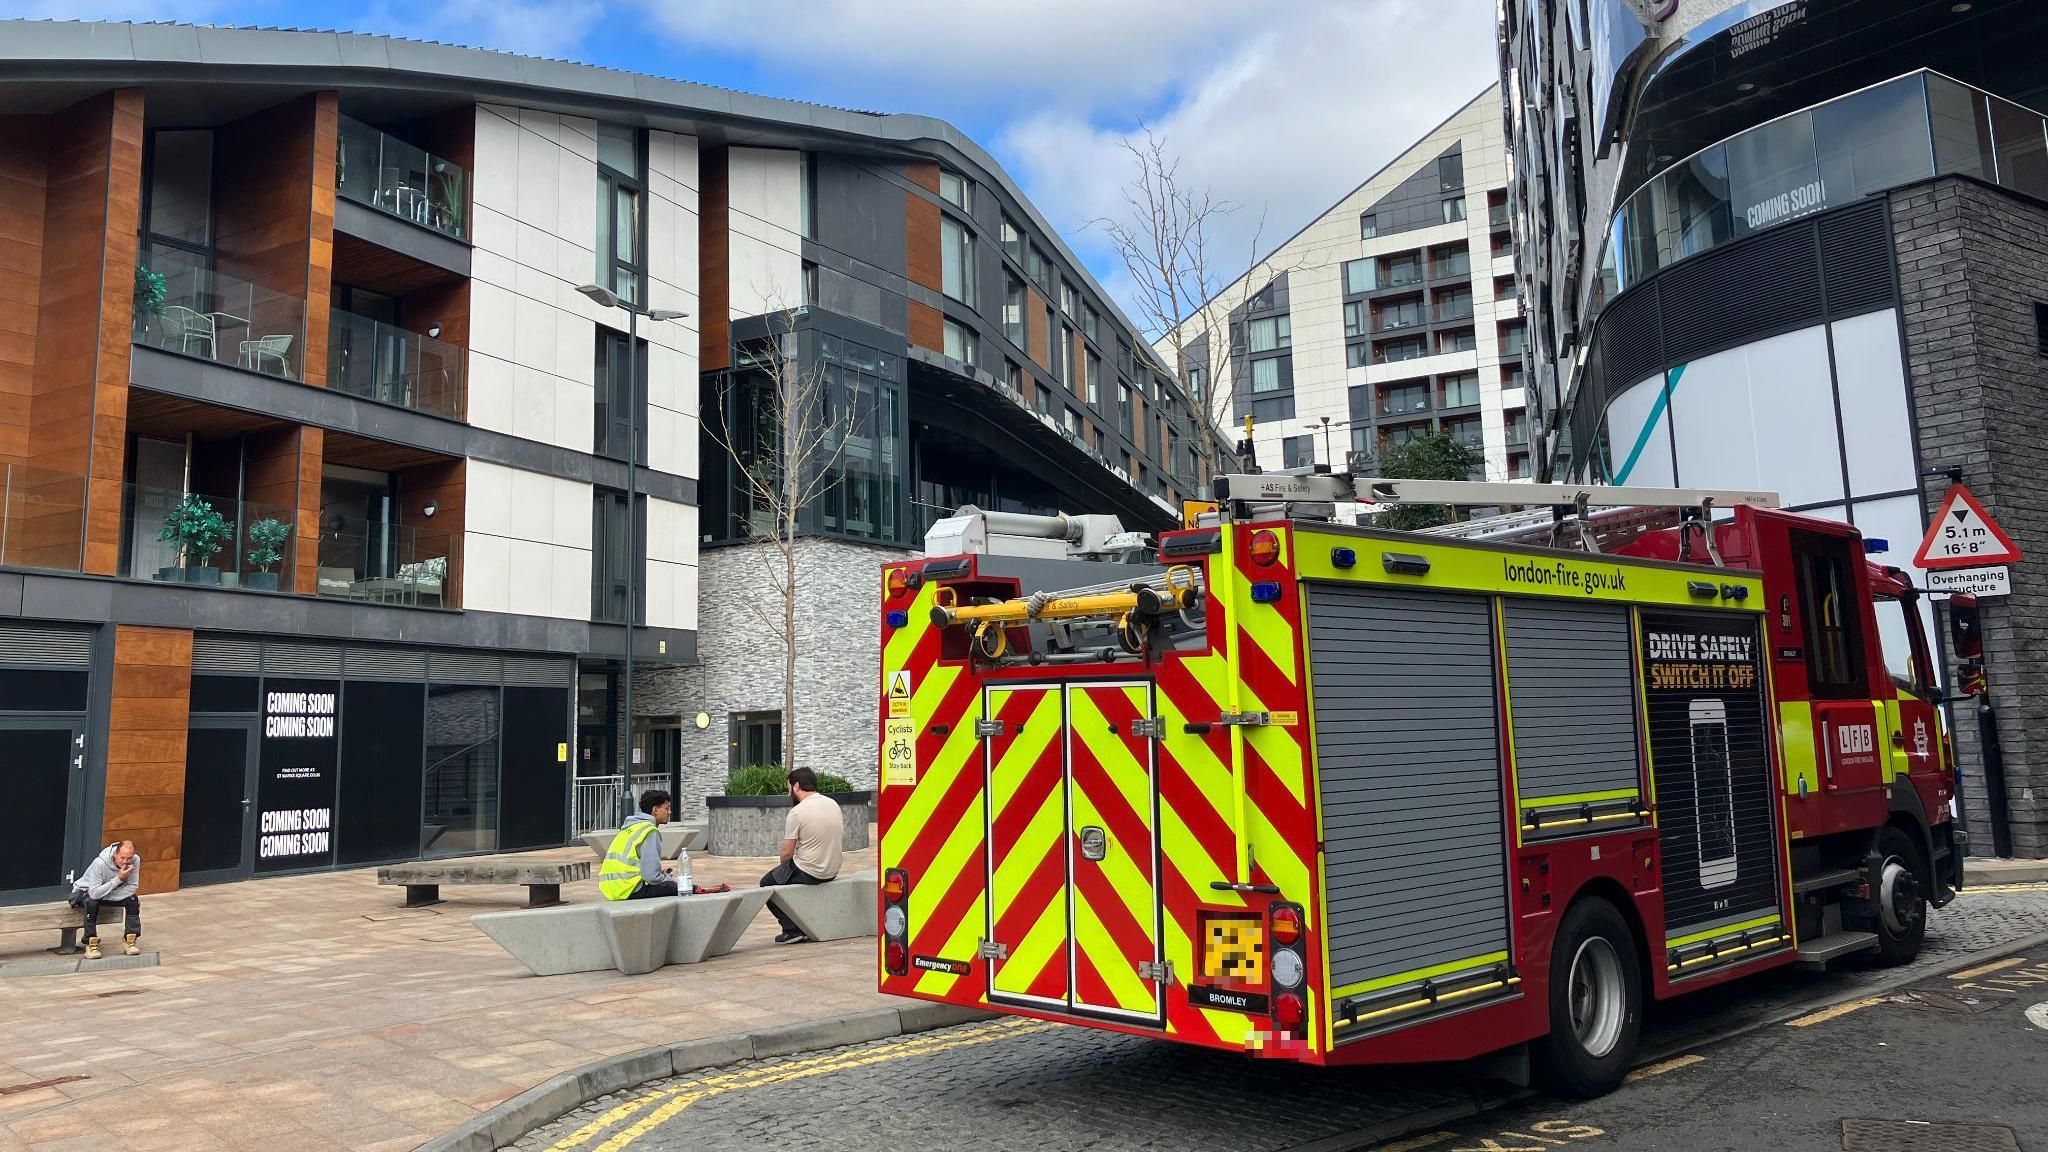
[377,861,592,908]
[579,824,704,861]
[473,888,776,976]
[766,870,877,943]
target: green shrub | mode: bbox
[724,763,855,796]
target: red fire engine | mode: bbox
[875,474,1965,1095]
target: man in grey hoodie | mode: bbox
[70,840,142,959]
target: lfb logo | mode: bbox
[1914,718,1931,758]
[1838,724,1875,756]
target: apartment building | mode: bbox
[1160,88,1531,503]
[0,22,1209,898]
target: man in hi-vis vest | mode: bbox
[599,790,686,899]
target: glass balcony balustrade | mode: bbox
[336,115,469,241]
[328,310,467,420]
[132,261,306,381]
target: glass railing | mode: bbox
[1378,397,1431,418]
[315,515,461,608]
[1373,313,1424,333]
[1489,204,1510,228]
[1432,257,1472,280]
[1384,265,1423,287]
[132,260,306,381]
[328,310,467,420]
[118,483,298,591]
[1377,343,1429,364]
[336,115,468,241]
[1434,299,1475,322]
[1610,71,2048,293]
[0,463,87,573]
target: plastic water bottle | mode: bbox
[676,848,692,895]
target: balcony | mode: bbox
[337,116,469,241]
[119,482,298,591]
[315,514,461,608]
[1383,265,1424,288]
[132,262,306,381]
[1378,396,1431,419]
[0,463,87,572]
[328,311,467,421]
[1434,299,1475,323]
[1490,204,1510,229]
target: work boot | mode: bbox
[83,937,102,961]
[122,934,140,957]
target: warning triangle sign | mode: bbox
[1913,483,2023,570]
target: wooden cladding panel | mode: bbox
[903,161,941,196]
[213,95,319,385]
[1026,287,1050,370]
[0,116,48,466]
[399,456,463,608]
[294,426,324,595]
[907,301,944,358]
[104,625,193,896]
[84,89,142,576]
[303,92,338,389]
[699,146,730,372]
[906,193,942,294]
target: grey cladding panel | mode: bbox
[1504,601,1642,806]
[1306,584,1509,991]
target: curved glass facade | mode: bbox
[1609,72,2048,292]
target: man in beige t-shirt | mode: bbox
[762,766,843,944]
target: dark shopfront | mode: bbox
[179,635,575,885]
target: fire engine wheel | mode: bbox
[1536,897,1642,1099]
[1870,825,1927,968]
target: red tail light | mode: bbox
[1249,529,1281,567]
[1272,992,1304,1032]
[886,568,911,601]
[885,941,908,973]
[883,869,908,902]
[1269,904,1302,946]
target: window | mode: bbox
[1445,416,1484,447]
[1435,287,1473,322]
[1052,313,1067,384]
[1501,323,1527,356]
[1380,381,1428,416]
[1085,350,1101,406]
[1282,434,1315,469]
[593,327,648,462]
[943,318,977,367]
[1439,327,1477,354]
[1343,300,1367,338]
[1375,298,1423,332]
[1432,245,1472,279]
[1442,196,1467,224]
[2037,302,2048,356]
[1063,407,1080,436]
[1005,359,1025,396]
[1185,364,1205,403]
[1061,280,1078,316]
[799,152,815,239]
[730,711,783,769]
[591,488,637,623]
[1385,253,1422,286]
[1360,213,1378,239]
[1117,382,1131,431]
[1028,245,1051,291]
[1246,315,1291,352]
[1795,534,1868,698]
[1504,409,1529,444]
[1090,426,1105,455]
[1343,258,1375,295]
[595,125,644,306]
[939,170,970,211]
[1001,216,1024,264]
[1872,595,1932,694]
[1440,371,1480,408]
[1504,364,1527,391]
[941,217,975,305]
[1438,151,1464,192]
[1378,337,1428,363]
[1117,342,1134,378]
[1034,382,1052,416]
[1083,307,1099,343]
[1004,275,1026,347]
[1250,358,1282,393]
[1346,341,1372,368]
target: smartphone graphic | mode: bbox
[1691,699,1737,889]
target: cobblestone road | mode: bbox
[518,884,2048,1152]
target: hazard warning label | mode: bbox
[887,670,913,718]
[1914,484,2023,570]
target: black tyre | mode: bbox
[1870,825,1928,967]
[1535,897,1643,1098]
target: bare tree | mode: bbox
[703,303,857,774]
[1094,128,1296,481]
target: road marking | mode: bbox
[1948,957,2028,982]
[544,1018,1056,1152]
[2027,1002,2048,1032]
[1378,1132,1457,1152]
[1961,882,2048,894]
[1623,1054,1704,1082]
[1785,998,1885,1028]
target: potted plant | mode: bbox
[705,763,870,857]
[133,265,167,324]
[155,494,231,584]
[244,516,291,591]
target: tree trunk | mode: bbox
[784,535,798,772]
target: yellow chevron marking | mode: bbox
[1072,891,1154,1013]
[1245,723,1306,808]
[908,791,986,997]
[912,888,986,998]
[1067,685,1159,1017]
[998,893,1069,998]
[884,689,981,868]
[988,688,1067,1000]
[880,580,935,690]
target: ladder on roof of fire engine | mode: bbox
[1211,473,1781,566]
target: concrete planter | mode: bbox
[704,791,872,858]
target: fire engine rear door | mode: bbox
[1064,682,1164,1022]
[983,685,1070,1008]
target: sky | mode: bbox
[9,0,1500,333]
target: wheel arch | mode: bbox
[1883,778,1936,890]
[1558,875,1651,999]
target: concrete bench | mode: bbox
[377,861,591,908]
[0,902,160,971]
[473,888,775,976]
[579,824,705,861]
[765,870,878,942]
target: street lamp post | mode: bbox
[1320,416,1333,467]
[576,284,686,821]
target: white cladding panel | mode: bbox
[728,147,804,318]
[1667,325,1843,508]
[464,459,594,622]
[1832,310,1917,499]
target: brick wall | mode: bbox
[1892,178,2048,857]
[635,534,911,818]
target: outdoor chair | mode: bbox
[158,305,216,359]
[239,334,295,378]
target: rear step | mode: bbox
[1796,930,1879,969]
[1793,867,1862,897]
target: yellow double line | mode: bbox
[547,1018,1055,1152]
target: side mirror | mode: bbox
[1949,593,1983,660]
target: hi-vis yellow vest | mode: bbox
[598,822,657,900]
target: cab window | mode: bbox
[1872,595,1932,696]
[1793,532,1867,699]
